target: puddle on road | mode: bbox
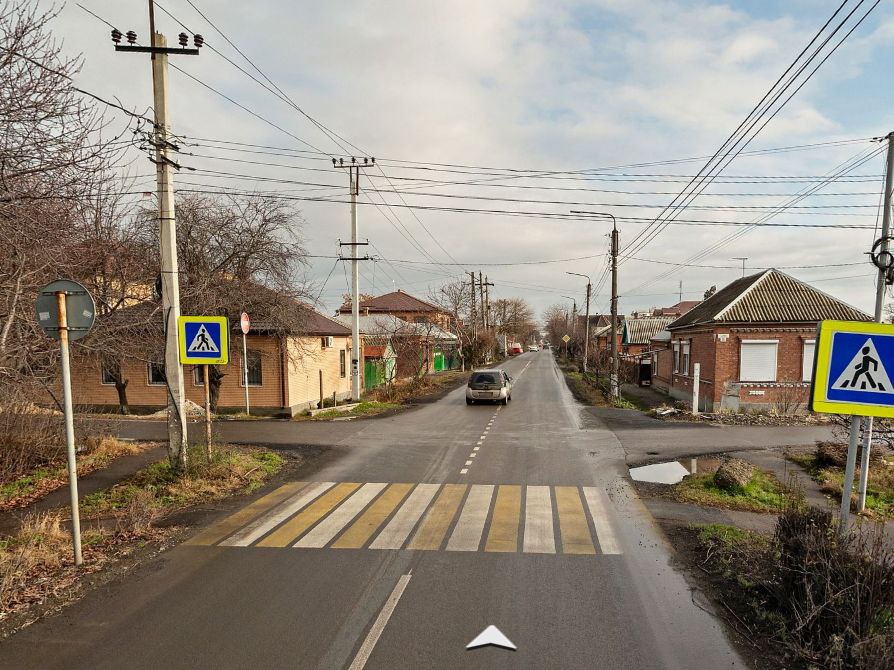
[629,461,691,484]
[629,456,723,484]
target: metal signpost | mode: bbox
[178,316,229,458]
[240,312,251,415]
[35,280,96,566]
[809,319,894,531]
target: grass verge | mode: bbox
[787,452,894,519]
[80,446,284,518]
[304,401,402,421]
[674,470,795,513]
[0,438,155,512]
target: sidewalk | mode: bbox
[0,444,166,535]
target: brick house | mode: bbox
[70,305,353,416]
[651,269,870,411]
[588,314,624,353]
[622,316,675,357]
[338,289,451,330]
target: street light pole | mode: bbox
[567,272,591,373]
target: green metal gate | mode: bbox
[364,360,384,390]
[433,351,444,372]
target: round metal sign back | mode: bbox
[240,312,250,335]
[35,280,96,341]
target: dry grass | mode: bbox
[80,446,284,518]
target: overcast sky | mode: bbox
[54,1,894,320]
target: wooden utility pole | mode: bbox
[113,2,203,470]
[478,272,486,330]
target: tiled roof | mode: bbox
[623,316,675,345]
[654,300,701,316]
[338,290,442,314]
[668,269,870,329]
[300,308,351,336]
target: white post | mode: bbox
[857,132,894,511]
[152,32,188,469]
[56,292,82,566]
[350,167,361,401]
[691,362,700,416]
[242,332,250,415]
[840,416,861,533]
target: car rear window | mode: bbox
[471,372,500,384]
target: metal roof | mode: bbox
[338,290,442,314]
[668,269,870,329]
[623,316,675,345]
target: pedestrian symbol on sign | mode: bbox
[831,338,893,393]
[187,325,220,354]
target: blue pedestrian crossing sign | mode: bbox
[810,320,894,418]
[177,316,229,365]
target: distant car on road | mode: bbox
[527,344,538,352]
[466,369,513,405]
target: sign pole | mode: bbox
[242,333,250,416]
[56,291,83,566]
[840,416,861,532]
[203,364,212,460]
[857,132,894,511]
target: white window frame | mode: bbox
[193,366,205,387]
[739,339,779,382]
[681,340,690,376]
[802,339,816,382]
[673,341,680,373]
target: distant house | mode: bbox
[70,303,353,416]
[338,289,451,330]
[588,314,624,353]
[653,300,701,318]
[651,269,870,411]
[622,316,675,357]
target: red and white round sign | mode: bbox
[240,312,250,335]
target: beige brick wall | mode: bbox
[286,335,352,412]
[70,334,286,411]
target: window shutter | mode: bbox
[739,341,778,382]
[802,340,816,382]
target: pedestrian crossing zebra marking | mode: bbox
[192,481,623,555]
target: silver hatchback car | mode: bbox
[466,369,513,405]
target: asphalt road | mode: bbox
[2,351,747,669]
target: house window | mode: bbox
[651,353,658,374]
[802,339,816,382]
[673,342,680,373]
[148,362,166,385]
[101,358,119,385]
[681,341,690,375]
[245,350,262,386]
[340,350,346,378]
[740,340,778,382]
[194,366,204,386]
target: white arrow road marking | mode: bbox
[348,573,412,670]
[466,625,516,651]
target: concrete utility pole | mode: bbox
[567,272,591,373]
[483,275,493,331]
[478,272,487,330]
[856,132,894,514]
[113,2,203,470]
[610,219,620,399]
[469,272,477,339]
[334,157,375,401]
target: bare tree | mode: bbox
[0,2,133,394]
[491,298,535,341]
[429,279,473,369]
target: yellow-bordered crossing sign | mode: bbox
[178,316,229,365]
[810,319,894,418]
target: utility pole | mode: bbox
[334,157,375,401]
[483,275,493,331]
[732,257,748,277]
[478,272,487,330]
[113,3,203,470]
[567,272,591,373]
[856,132,894,514]
[678,280,683,304]
[610,219,620,399]
[469,271,477,339]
